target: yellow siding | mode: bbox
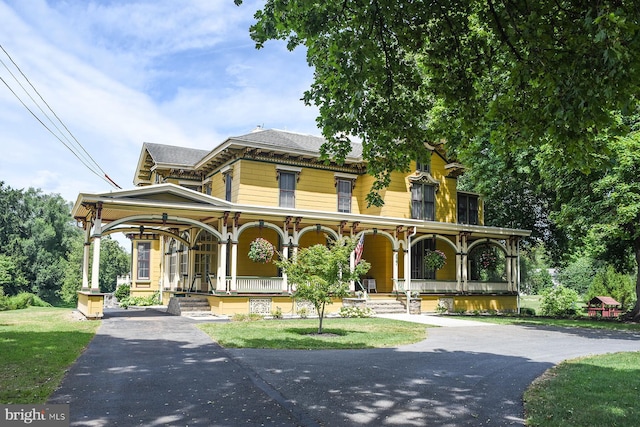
[435,240,457,281]
[237,228,280,277]
[131,238,161,293]
[362,235,394,292]
[77,292,104,319]
[454,295,517,313]
[237,161,279,206]
[209,170,225,200]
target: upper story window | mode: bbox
[279,171,296,208]
[458,193,479,225]
[416,156,431,173]
[137,242,151,280]
[411,183,435,220]
[337,179,352,213]
[221,165,233,202]
[276,165,301,208]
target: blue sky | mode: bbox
[0,0,320,203]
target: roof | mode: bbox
[589,296,621,306]
[143,142,210,167]
[230,128,363,159]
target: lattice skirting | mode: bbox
[249,298,272,315]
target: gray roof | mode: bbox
[143,129,364,169]
[143,142,210,167]
[230,129,363,159]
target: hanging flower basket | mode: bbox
[424,249,447,271]
[248,238,275,263]
[478,248,498,270]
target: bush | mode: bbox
[520,307,536,316]
[232,313,264,322]
[271,306,283,319]
[540,285,581,317]
[0,292,51,311]
[119,291,159,309]
[339,305,374,318]
[114,284,131,301]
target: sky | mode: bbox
[0,0,320,204]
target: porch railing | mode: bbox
[231,277,284,293]
[394,279,510,294]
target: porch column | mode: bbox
[90,203,102,292]
[506,239,513,291]
[514,238,521,293]
[216,240,228,293]
[349,248,356,292]
[461,233,468,292]
[81,221,91,290]
[455,234,462,292]
[392,249,399,292]
[282,245,289,292]
[230,240,238,292]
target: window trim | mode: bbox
[457,192,480,225]
[278,171,296,208]
[136,242,151,280]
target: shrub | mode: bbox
[232,313,264,322]
[119,291,159,309]
[271,306,283,319]
[520,307,536,316]
[339,305,374,318]
[540,285,581,317]
[297,307,309,318]
[0,292,51,311]
[114,284,131,301]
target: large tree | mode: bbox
[238,0,640,205]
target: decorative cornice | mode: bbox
[408,171,441,192]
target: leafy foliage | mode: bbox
[586,266,637,312]
[540,285,581,318]
[276,236,370,333]
[238,0,640,206]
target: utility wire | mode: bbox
[0,44,121,189]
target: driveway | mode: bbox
[49,309,640,426]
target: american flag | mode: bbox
[354,234,365,265]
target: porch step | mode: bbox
[167,297,211,316]
[366,299,407,314]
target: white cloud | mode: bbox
[0,0,319,202]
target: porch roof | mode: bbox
[72,183,531,239]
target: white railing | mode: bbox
[233,277,284,293]
[466,281,510,293]
[395,279,510,294]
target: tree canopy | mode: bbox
[238,0,640,206]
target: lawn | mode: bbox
[0,307,99,404]
[525,351,640,426]
[197,317,429,349]
[462,315,640,332]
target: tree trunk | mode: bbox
[630,238,640,322]
[318,303,326,334]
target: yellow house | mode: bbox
[72,128,530,317]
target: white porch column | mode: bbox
[217,240,228,293]
[461,233,468,292]
[81,221,91,290]
[455,234,462,292]
[230,240,238,292]
[392,249,399,292]
[90,204,102,292]
[349,248,356,291]
[506,239,513,291]
[282,245,289,292]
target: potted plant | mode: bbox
[248,237,275,263]
[424,249,447,270]
[478,248,498,270]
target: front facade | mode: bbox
[73,128,530,317]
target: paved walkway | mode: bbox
[49,308,640,426]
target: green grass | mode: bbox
[520,294,543,313]
[0,307,99,404]
[197,317,429,349]
[525,352,640,426]
[462,315,640,331]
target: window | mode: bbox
[225,173,232,201]
[411,183,435,220]
[337,179,352,213]
[137,242,151,280]
[458,193,479,225]
[416,156,431,173]
[279,171,296,208]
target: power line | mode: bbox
[0,44,121,189]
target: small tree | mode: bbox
[277,236,370,334]
[540,285,581,317]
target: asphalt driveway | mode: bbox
[49,309,640,426]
